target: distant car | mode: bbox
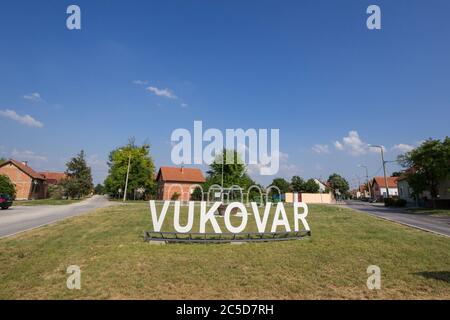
[0,194,13,210]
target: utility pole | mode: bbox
[122,152,132,202]
[221,151,224,188]
[369,145,390,198]
[358,164,371,198]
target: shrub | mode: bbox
[0,174,16,199]
[48,184,66,200]
[171,192,180,201]
[384,197,407,207]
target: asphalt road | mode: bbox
[0,195,114,238]
[344,200,450,237]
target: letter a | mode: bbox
[66,5,81,30]
[366,5,381,30]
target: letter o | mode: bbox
[224,202,248,233]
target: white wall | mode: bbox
[380,187,398,197]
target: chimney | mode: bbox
[22,161,28,167]
[181,165,184,173]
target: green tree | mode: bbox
[205,149,255,189]
[398,137,450,208]
[327,173,350,198]
[202,149,258,202]
[104,139,156,199]
[303,178,320,193]
[0,158,6,165]
[268,178,290,201]
[0,174,16,198]
[290,176,305,192]
[62,150,94,199]
[94,184,105,195]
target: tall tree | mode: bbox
[327,173,350,198]
[303,178,320,193]
[290,176,305,192]
[203,149,258,202]
[104,139,156,199]
[62,150,94,198]
[398,137,450,207]
[206,149,255,189]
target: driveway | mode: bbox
[344,200,450,237]
[0,195,114,238]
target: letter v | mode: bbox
[251,202,272,233]
[149,200,170,232]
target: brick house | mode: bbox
[156,166,205,201]
[0,159,48,200]
[370,176,399,200]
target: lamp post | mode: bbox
[369,144,390,198]
[358,164,371,198]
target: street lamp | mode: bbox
[358,164,371,198]
[368,144,390,198]
[118,149,132,202]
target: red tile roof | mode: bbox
[0,159,45,180]
[157,166,205,183]
[372,176,398,188]
[40,171,67,183]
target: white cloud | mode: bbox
[391,143,414,153]
[342,131,367,155]
[335,130,374,156]
[146,86,177,99]
[23,92,43,102]
[181,103,188,108]
[132,80,148,85]
[312,144,330,154]
[0,109,43,128]
[11,149,47,162]
[279,151,289,162]
[334,141,344,151]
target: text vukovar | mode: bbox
[149,201,310,234]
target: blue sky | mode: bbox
[1,0,449,188]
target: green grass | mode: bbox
[0,203,449,299]
[13,199,82,206]
[406,208,450,217]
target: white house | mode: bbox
[370,177,399,200]
[314,179,328,193]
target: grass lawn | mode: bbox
[406,208,450,217]
[0,203,449,299]
[13,199,82,206]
